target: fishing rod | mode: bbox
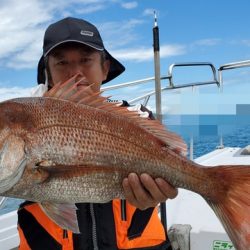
[153,11,169,242]
[153,11,162,122]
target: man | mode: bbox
[18,17,177,249]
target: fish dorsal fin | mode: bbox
[44,75,187,156]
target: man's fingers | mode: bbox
[122,176,138,206]
[140,173,167,202]
[155,178,178,199]
[128,173,155,207]
[122,173,178,210]
[123,173,155,210]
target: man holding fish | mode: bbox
[1,15,248,250]
[17,17,176,249]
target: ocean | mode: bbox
[165,114,250,158]
[1,114,250,215]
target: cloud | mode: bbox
[112,44,186,62]
[143,8,155,16]
[241,40,250,46]
[74,3,107,14]
[121,1,138,9]
[0,0,182,70]
[193,38,221,46]
[98,18,145,49]
[0,86,33,101]
[0,0,53,68]
[0,0,115,69]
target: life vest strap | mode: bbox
[128,207,154,240]
[18,208,62,250]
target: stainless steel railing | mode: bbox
[218,59,250,92]
[102,62,220,107]
[168,62,219,88]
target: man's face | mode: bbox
[47,44,110,92]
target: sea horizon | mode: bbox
[163,114,250,158]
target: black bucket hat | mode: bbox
[37,17,125,84]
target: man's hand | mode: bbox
[122,173,178,210]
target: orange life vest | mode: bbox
[112,199,166,249]
[18,200,168,249]
[18,202,74,250]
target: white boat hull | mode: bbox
[0,211,19,250]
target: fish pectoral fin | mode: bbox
[30,168,50,184]
[30,160,57,184]
[39,202,80,233]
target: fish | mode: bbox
[0,75,249,249]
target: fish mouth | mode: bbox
[0,157,27,193]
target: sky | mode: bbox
[1,0,250,114]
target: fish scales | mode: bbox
[2,97,212,201]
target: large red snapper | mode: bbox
[0,76,249,249]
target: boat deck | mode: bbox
[195,146,250,166]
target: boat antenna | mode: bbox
[153,11,162,122]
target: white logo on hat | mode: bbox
[80,30,94,36]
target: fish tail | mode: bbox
[206,165,250,250]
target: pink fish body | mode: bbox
[0,76,249,249]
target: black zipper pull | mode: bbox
[121,200,127,221]
[63,229,68,239]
